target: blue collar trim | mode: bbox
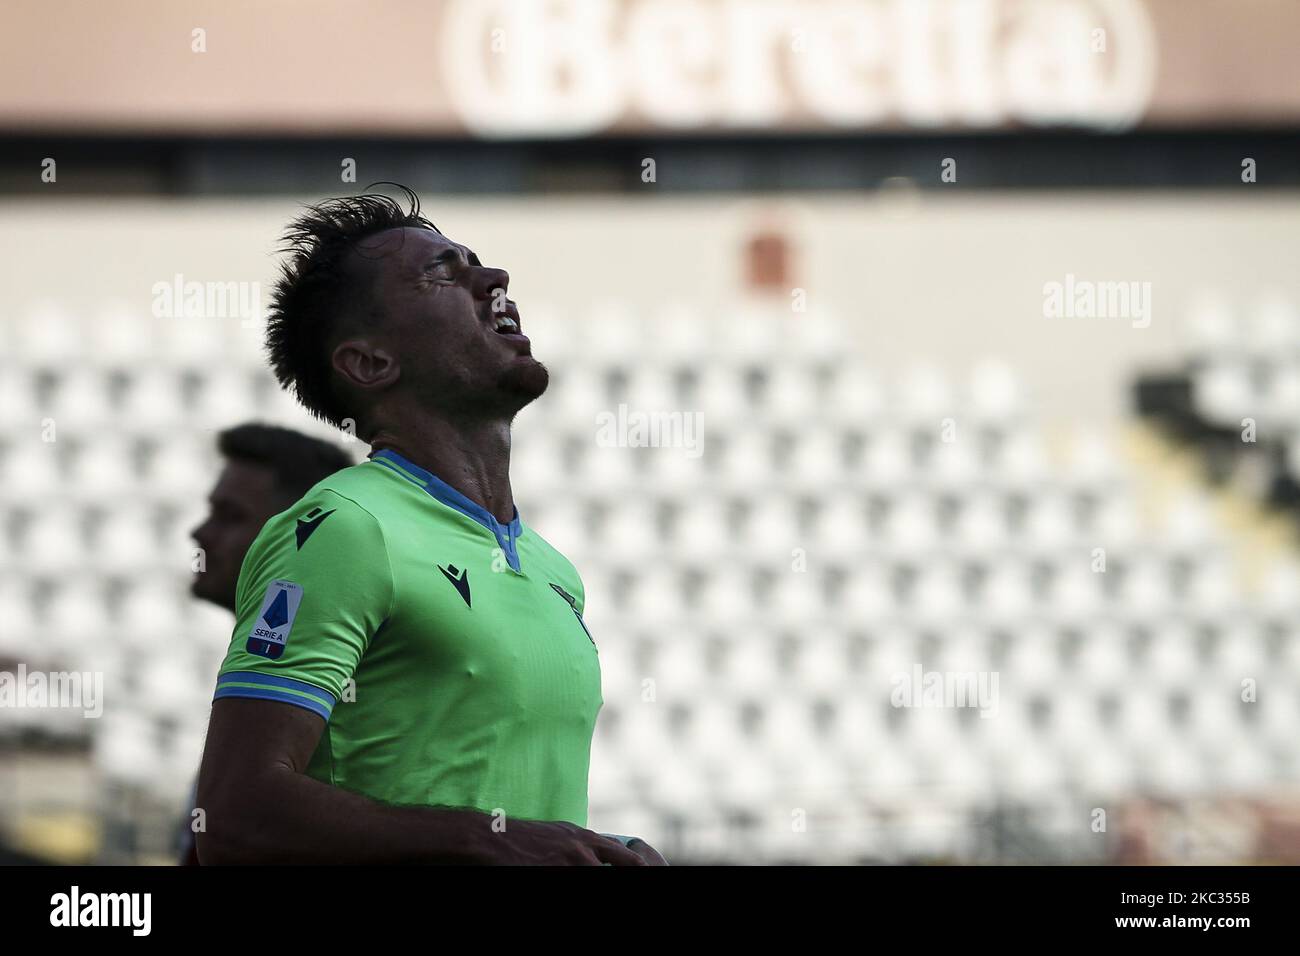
[370,448,523,572]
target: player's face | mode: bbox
[359,226,548,416]
[190,460,282,613]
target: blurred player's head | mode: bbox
[265,185,546,444]
[190,423,353,612]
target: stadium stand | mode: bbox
[4,298,1298,863]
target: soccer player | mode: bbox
[180,422,355,864]
[195,188,666,865]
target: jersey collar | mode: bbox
[369,448,524,572]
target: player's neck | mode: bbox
[369,415,516,525]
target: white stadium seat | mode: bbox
[7,293,1300,864]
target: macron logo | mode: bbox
[438,564,471,608]
[295,508,335,550]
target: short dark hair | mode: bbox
[216,422,355,504]
[266,184,439,428]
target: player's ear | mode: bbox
[332,339,400,392]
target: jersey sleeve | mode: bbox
[213,488,393,722]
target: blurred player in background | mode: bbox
[179,423,355,864]
[195,187,666,865]
[190,424,356,615]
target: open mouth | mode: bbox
[491,314,521,335]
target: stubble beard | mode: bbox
[497,358,550,412]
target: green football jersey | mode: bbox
[213,448,602,826]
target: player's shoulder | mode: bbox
[232,462,397,621]
[252,461,390,558]
[291,457,413,525]
[306,456,388,504]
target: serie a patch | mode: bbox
[246,580,304,660]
